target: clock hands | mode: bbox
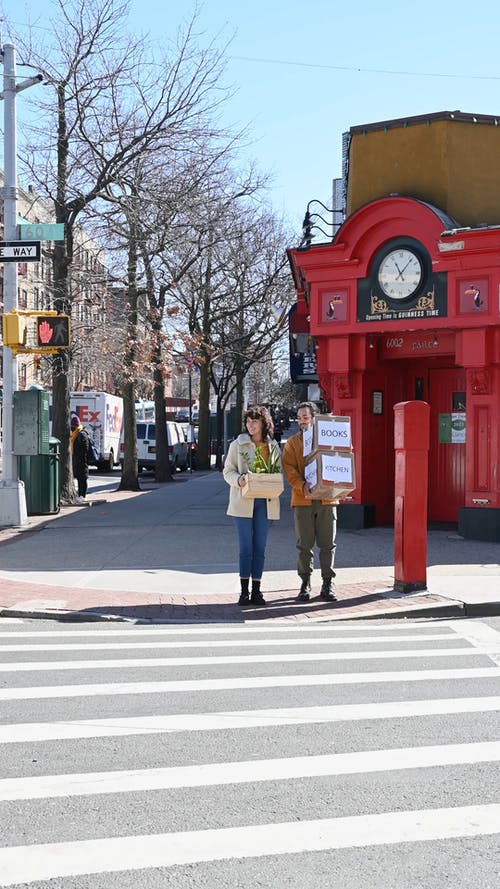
[378,247,424,299]
[394,258,414,280]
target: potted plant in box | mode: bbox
[240,444,284,499]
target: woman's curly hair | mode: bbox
[243,405,274,440]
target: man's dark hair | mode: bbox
[297,401,318,417]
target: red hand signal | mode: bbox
[38,320,54,344]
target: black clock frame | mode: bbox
[371,237,432,305]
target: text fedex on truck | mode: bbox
[70,392,123,472]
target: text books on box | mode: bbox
[241,472,284,500]
[303,415,352,456]
[303,415,355,500]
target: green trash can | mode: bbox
[18,437,61,516]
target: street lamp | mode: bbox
[301,199,344,248]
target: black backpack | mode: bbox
[79,430,98,465]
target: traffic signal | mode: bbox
[2,312,27,348]
[36,314,70,348]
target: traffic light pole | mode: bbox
[0,41,42,526]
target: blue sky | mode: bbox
[2,0,500,236]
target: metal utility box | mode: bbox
[18,437,61,516]
[13,388,50,455]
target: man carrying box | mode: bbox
[282,402,338,602]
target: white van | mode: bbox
[120,421,189,472]
[69,391,123,472]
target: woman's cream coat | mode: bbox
[223,433,282,519]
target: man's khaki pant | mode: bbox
[293,502,337,581]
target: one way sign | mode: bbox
[0,240,41,262]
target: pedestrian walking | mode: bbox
[223,405,283,607]
[282,401,338,602]
[70,414,91,503]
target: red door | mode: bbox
[428,368,466,522]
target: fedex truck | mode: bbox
[70,391,123,472]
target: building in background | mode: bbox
[288,111,500,542]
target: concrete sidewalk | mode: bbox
[0,469,499,623]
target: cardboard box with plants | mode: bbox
[241,442,284,500]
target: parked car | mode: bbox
[120,421,189,472]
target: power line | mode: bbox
[5,16,500,82]
[231,55,500,82]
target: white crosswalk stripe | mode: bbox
[1,617,500,887]
[1,805,500,886]
[0,631,456,651]
[1,665,499,700]
[2,695,500,744]
[1,740,500,802]
[0,646,485,672]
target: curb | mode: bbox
[1,599,486,624]
[0,607,133,622]
[463,601,500,617]
[332,602,466,621]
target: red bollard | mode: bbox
[394,401,430,593]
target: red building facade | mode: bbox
[288,194,500,541]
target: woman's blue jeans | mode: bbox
[232,498,270,580]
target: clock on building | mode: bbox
[369,238,431,304]
[377,246,424,300]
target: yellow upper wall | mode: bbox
[346,112,500,227]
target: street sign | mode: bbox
[19,223,64,242]
[0,240,40,262]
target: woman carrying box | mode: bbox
[223,405,283,607]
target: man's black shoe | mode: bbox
[250,593,267,606]
[319,580,337,602]
[297,578,311,601]
[238,593,250,606]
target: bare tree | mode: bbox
[10,0,231,502]
[167,201,294,467]
[98,157,268,473]
[94,146,241,486]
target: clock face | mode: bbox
[377,248,423,300]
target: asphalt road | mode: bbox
[1,615,500,887]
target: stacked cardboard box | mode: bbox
[303,415,355,500]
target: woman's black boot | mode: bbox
[238,578,250,606]
[250,580,266,606]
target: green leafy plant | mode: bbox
[242,445,281,474]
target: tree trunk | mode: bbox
[118,233,141,491]
[214,399,225,470]
[196,358,211,470]
[152,345,172,483]
[235,359,245,430]
[119,378,140,491]
[51,82,76,505]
